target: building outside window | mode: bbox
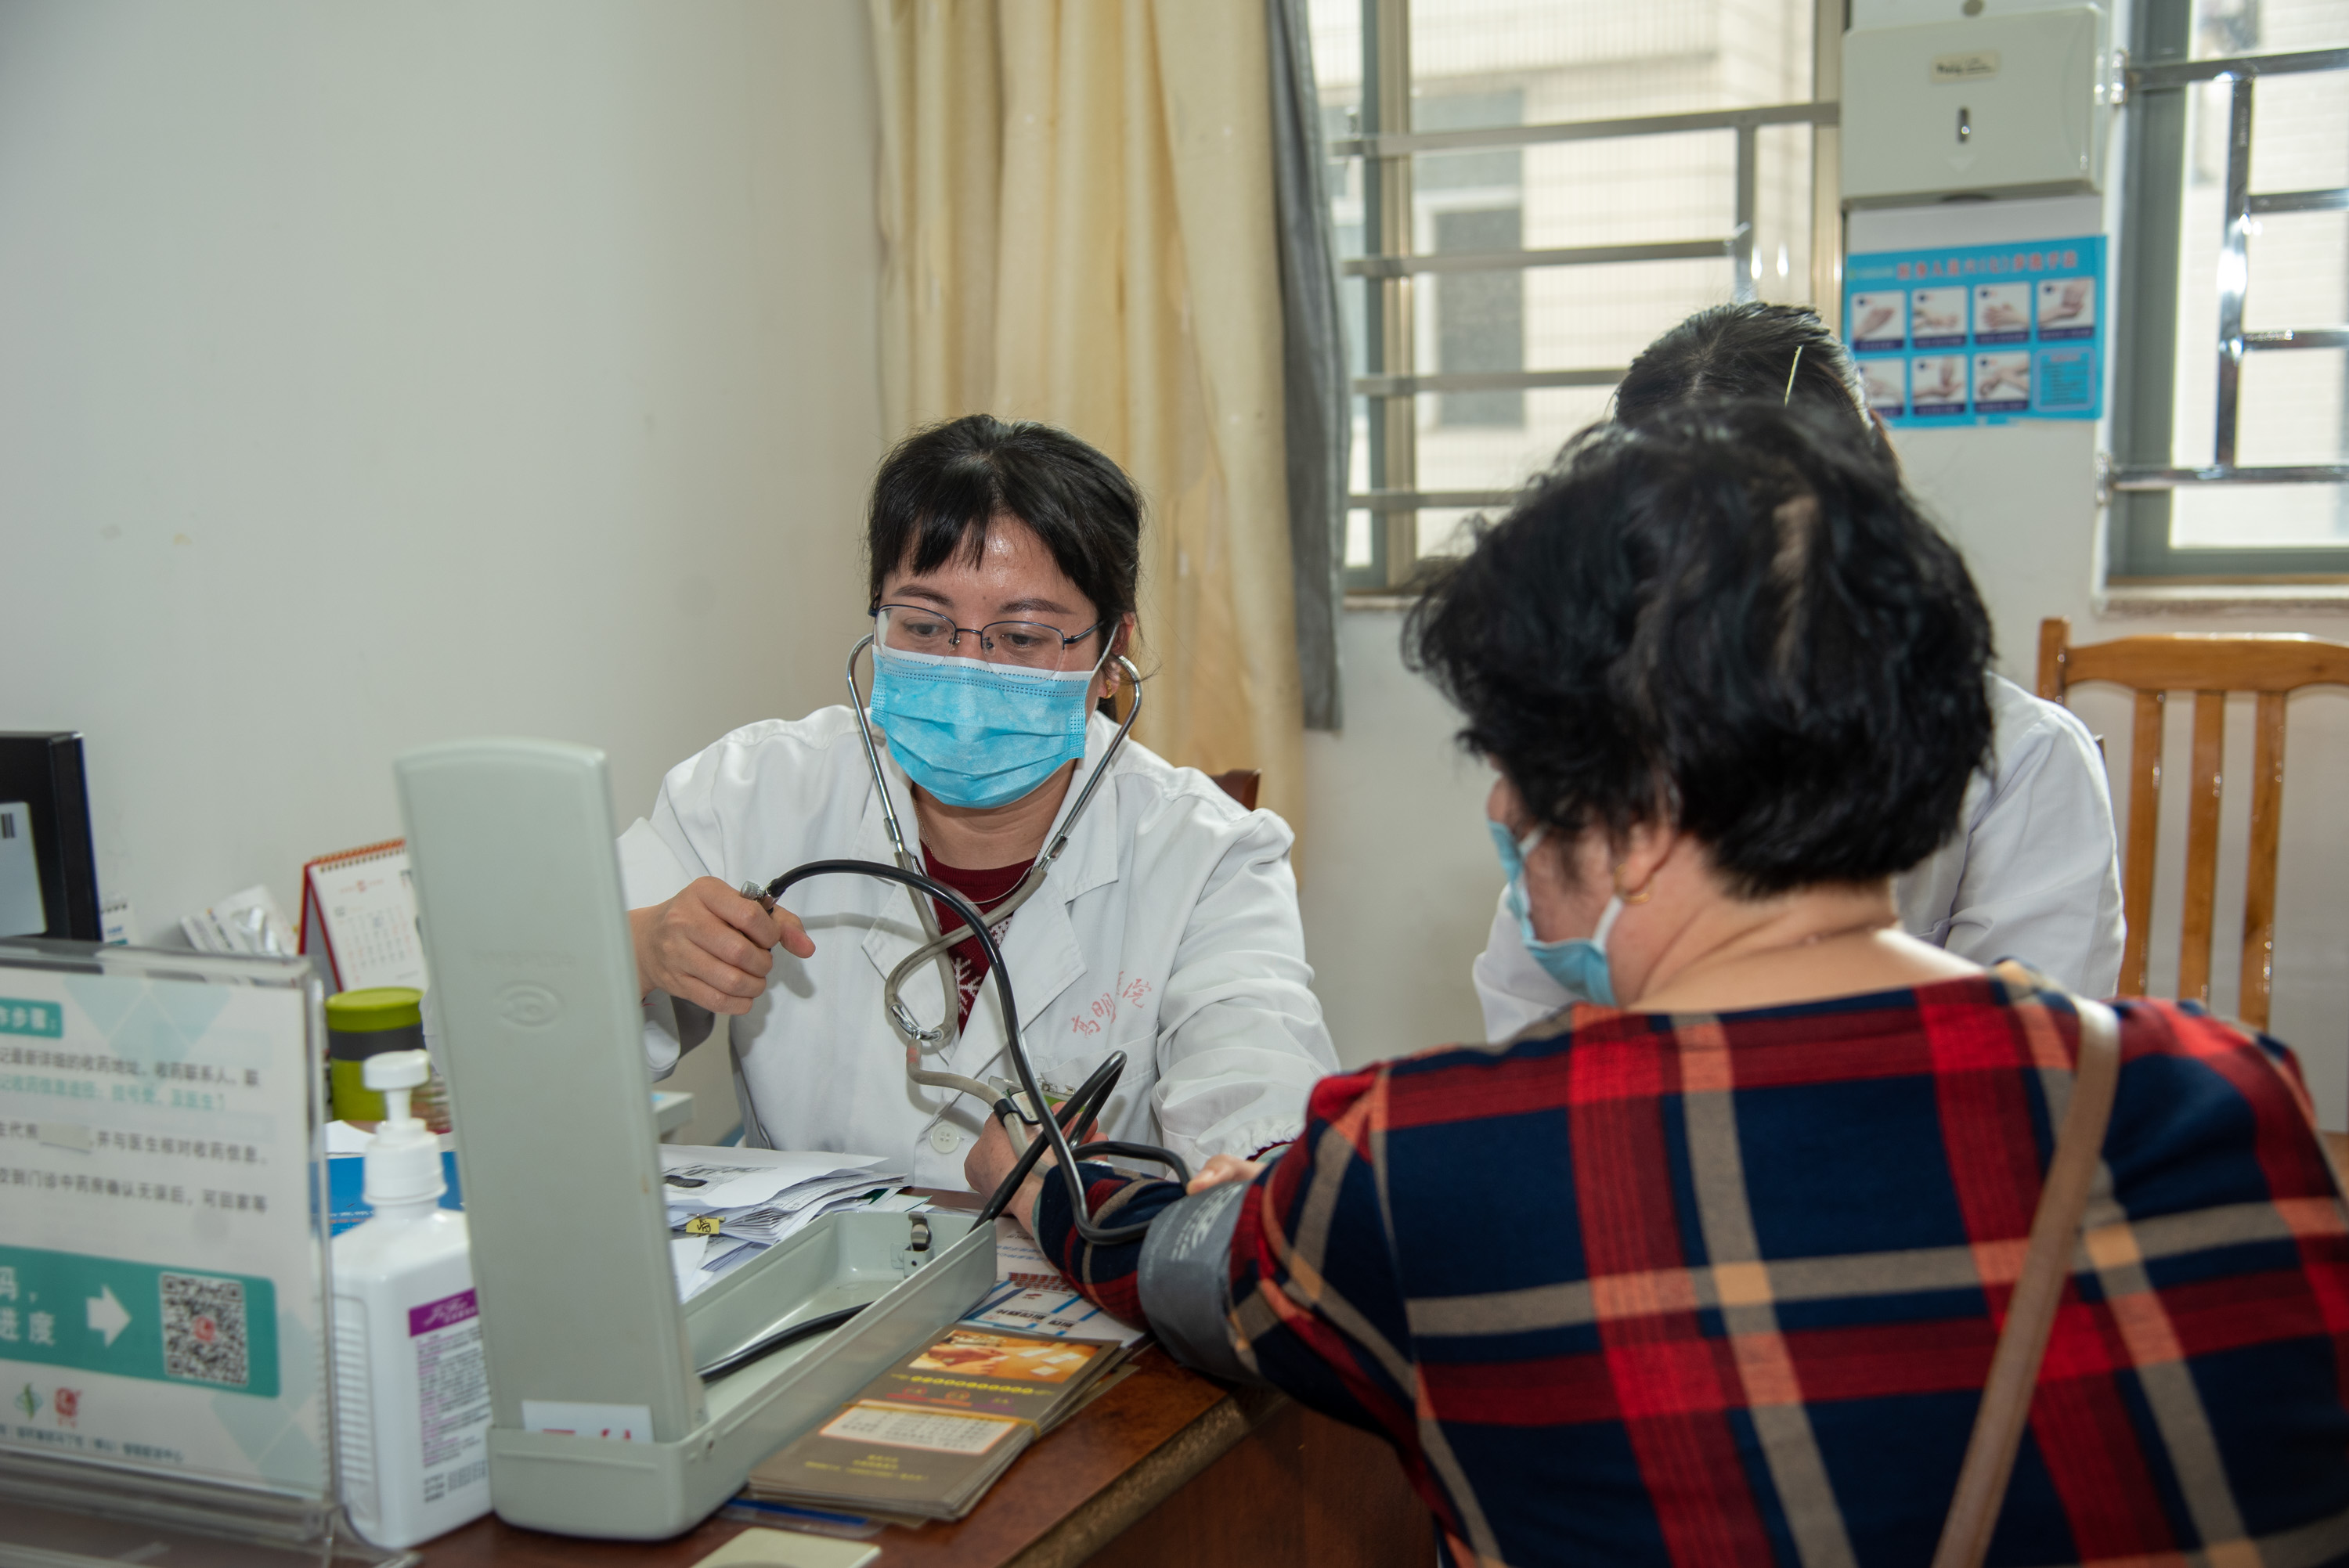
[1313,0,1838,588]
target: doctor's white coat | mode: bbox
[617,707,1337,1189]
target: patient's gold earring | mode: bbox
[1613,865,1656,904]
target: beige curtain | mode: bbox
[869,0,1307,834]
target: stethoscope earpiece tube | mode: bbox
[758,860,1182,1246]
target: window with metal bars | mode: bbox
[1309,0,1846,591]
[2108,0,2349,582]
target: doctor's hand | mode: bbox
[629,877,814,1015]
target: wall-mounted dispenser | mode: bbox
[1842,4,2118,205]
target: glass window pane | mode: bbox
[2235,348,2349,468]
[2170,78,2231,471]
[1332,0,1825,574]
[1754,123,1816,308]
[2246,72,2349,196]
[1527,134,1734,249]
[1417,384,1615,500]
[2165,0,2347,555]
[1409,0,1811,115]
[2167,85,2349,473]
[2192,0,2264,56]
[2172,485,2349,547]
[1525,255,1732,377]
[1416,506,1486,561]
[1307,0,1361,119]
[2194,0,2349,59]
[1413,88,1524,184]
[2245,211,2349,334]
[1312,0,1367,382]
[1431,209,1525,426]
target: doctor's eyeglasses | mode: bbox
[874,605,1106,673]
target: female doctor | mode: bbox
[617,415,1337,1189]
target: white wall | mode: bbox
[1300,610,1498,1068]
[0,0,886,1061]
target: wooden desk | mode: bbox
[424,1347,1431,1567]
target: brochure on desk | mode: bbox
[0,955,329,1497]
[1843,235,2105,428]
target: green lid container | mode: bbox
[326,987,424,1037]
[326,986,425,1122]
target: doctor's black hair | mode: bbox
[1405,404,1992,898]
[1616,301,1892,463]
[867,415,1142,635]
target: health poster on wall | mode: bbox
[1843,235,2104,427]
[0,950,330,1498]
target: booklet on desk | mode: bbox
[959,1278,1145,1348]
[745,1323,1128,1520]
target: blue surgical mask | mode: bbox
[1488,819,1624,1007]
[870,643,1099,809]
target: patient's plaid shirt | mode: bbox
[1036,964,2349,1567]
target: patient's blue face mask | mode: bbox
[871,642,1104,810]
[1488,819,1624,1007]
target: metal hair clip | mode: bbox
[1784,345,1805,405]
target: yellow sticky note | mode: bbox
[685,1215,723,1236]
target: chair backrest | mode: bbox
[2036,616,2349,1029]
[1209,770,1262,811]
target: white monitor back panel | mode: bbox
[395,740,701,1444]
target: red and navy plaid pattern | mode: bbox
[1035,964,2349,1567]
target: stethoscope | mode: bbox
[734,633,1189,1249]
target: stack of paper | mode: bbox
[662,1146,910,1302]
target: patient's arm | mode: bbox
[981,1064,1418,1448]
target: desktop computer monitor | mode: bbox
[0,733,101,941]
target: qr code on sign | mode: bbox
[161,1272,248,1388]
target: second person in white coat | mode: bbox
[1472,304,2125,1041]
[619,416,1337,1190]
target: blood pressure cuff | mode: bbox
[1135,1180,1263,1385]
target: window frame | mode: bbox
[2107,0,2349,584]
[1336,0,1848,592]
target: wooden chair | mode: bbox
[2036,617,2349,1029]
[1210,770,1262,811]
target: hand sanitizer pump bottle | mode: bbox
[332,1049,492,1548]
